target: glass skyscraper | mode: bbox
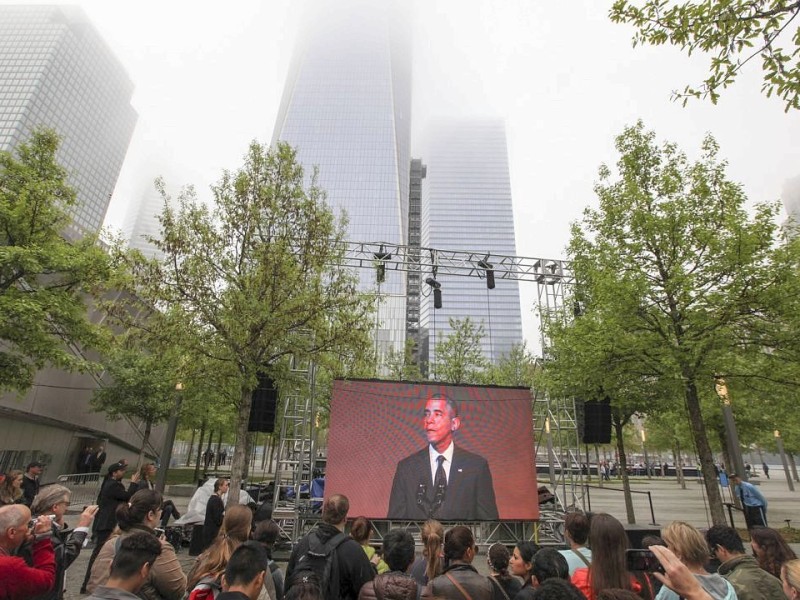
[271,0,411,359]
[0,5,137,233]
[420,119,523,367]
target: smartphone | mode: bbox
[154,527,165,538]
[626,549,664,573]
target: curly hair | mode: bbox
[188,504,253,588]
[0,470,23,504]
[751,527,797,578]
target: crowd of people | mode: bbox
[2,481,800,600]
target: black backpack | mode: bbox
[292,530,348,599]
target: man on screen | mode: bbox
[387,392,498,520]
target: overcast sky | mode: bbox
[6,0,799,353]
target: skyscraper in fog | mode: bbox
[421,119,523,367]
[0,5,137,233]
[272,0,411,358]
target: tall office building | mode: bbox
[0,5,137,233]
[272,0,411,359]
[420,119,523,367]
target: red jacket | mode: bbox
[0,537,56,599]
[571,567,652,600]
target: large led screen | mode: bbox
[326,379,539,521]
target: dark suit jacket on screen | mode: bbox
[387,445,499,520]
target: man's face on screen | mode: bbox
[424,397,459,451]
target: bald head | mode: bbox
[321,494,349,526]
[0,504,31,551]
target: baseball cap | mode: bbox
[27,461,44,469]
[108,461,127,474]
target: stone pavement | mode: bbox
[60,475,798,599]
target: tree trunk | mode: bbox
[673,442,686,490]
[684,379,726,524]
[268,434,276,474]
[595,445,603,488]
[186,428,196,467]
[788,453,799,483]
[193,420,207,485]
[717,425,738,507]
[135,420,152,472]
[613,410,636,524]
[215,431,222,469]
[228,387,254,508]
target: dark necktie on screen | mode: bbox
[434,455,447,493]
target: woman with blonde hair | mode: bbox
[187,505,277,600]
[410,519,444,586]
[781,559,800,600]
[654,521,735,600]
[0,470,23,505]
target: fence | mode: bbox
[56,472,102,508]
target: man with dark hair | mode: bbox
[705,525,784,600]
[387,391,498,520]
[559,512,592,575]
[532,548,570,584]
[358,529,418,600]
[530,578,587,600]
[285,493,373,600]
[0,505,55,599]
[219,541,270,600]
[86,531,162,599]
[730,474,768,528]
[22,461,44,507]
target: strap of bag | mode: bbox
[571,548,591,567]
[445,572,475,600]
[488,576,510,600]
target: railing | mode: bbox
[582,484,658,525]
[56,472,102,508]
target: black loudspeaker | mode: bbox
[248,375,278,433]
[581,399,612,444]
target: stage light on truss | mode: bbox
[373,245,392,284]
[477,258,495,289]
[425,276,442,309]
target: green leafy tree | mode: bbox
[610,0,800,111]
[545,121,784,524]
[105,141,374,504]
[0,129,110,392]
[383,338,424,381]
[485,342,537,387]
[433,317,488,384]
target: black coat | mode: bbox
[95,478,136,533]
[387,446,499,520]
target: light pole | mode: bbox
[641,429,651,479]
[774,430,795,492]
[155,382,184,493]
[714,377,747,480]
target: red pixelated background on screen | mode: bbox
[325,379,539,520]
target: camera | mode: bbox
[625,549,664,573]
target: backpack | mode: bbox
[187,575,222,600]
[292,530,348,599]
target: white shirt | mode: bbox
[428,442,454,484]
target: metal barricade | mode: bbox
[56,472,102,508]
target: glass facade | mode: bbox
[0,5,137,233]
[420,119,523,366]
[272,0,411,359]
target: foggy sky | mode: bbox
[3,0,799,353]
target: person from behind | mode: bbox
[570,513,653,600]
[30,485,98,600]
[509,541,540,600]
[532,548,570,584]
[359,529,419,600]
[0,504,55,599]
[252,519,285,599]
[423,525,494,600]
[559,512,592,575]
[22,461,44,507]
[706,525,784,600]
[87,489,187,600]
[487,543,523,599]
[284,574,324,600]
[351,516,389,574]
[216,541,270,600]
[654,521,735,600]
[285,494,374,600]
[750,527,797,579]
[410,519,443,587]
[0,469,24,505]
[530,579,589,600]
[86,531,163,600]
[781,559,800,600]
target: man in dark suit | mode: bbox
[387,393,498,520]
